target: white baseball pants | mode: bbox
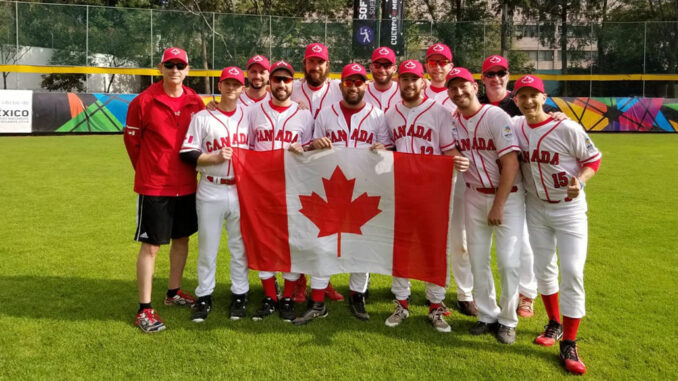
[195,180,249,297]
[465,188,524,328]
[258,271,300,282]
[448,173,474,302]
[310,273,369,292]
[519,219,538,299]
[526,194,588,318]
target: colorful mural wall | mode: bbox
[0,90,676,133]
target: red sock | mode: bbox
[398,299,408,309]
[541,292,561,323]
[311,288,325,303]
[429,303,441,312]
[261,277,278,301]
[563,316,581,341]
[282,279,297,299]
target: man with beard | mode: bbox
[238,54,270,107]
[446,67,523,345]
[292,63,391,325]
[290,42,345,303]
[383,60,470,333]
[363,46,400,112]
[247,60,315,322]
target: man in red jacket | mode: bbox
[124,47,205,333]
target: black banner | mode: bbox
[380,0,404,55]
[352,0,379,57]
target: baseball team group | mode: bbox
[123,41,601,375]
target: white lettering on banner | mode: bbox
[358,0,367,19]
[0,90,32,133]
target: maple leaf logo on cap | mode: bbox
[450,68,460,75]
[521,75,535,84]
[275,60,286,65]
[351,64,361,71]
[378,47,389,55]
[432,44,444,52]
[253,55,263,62]
[228,68,239,75]
[312,44,323,53]
[170,48,180,55]
[489,56,501,63]
[404,61,416,69]
[299,166,381,258]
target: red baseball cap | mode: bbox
[482,55,509,73]
[247,55,270,71]
[445,67,475,87]
[426,43,453,61]
[161,47,188,64]
[398,60,424,78]
[371,46,396,64]
[513,75,545,94]
[304,43,329,61]
[219,66,245,85]
[341,63,368,80]
[270,60,295,77]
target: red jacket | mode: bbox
[124,81,205,196]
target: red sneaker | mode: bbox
[517,294,534,318]
[293,274,308,304]
[135,309,166,333]
[325,282,344,301]
[535,319,563,347]
[164,290,196,307]
[560,340,587,375]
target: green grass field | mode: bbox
[0,134,676,380]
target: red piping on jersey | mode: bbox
[206,106,245,177]
[367,85,383,109]
[471,105,495,188]
[456,114,485,186]
[528,116,554,128]
[302,81,331,119]
[353,105,374,148]
[497,145,519,156]
[535,119,564,202]
[280,106,300,148]
[395,100,436,154]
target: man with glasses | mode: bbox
[364,46,401,112]
[293,63,391,325]
[124,47,204,333]
[291,42,345,303]
[423,43,457,112]
[238,54,271,107]
[248,60,315,322]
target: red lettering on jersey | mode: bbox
[550,152,559,165]
[487,139,496,151]
[330,130,347,143]
[258,129,273,142]
[527,150,560,165]
[394,125,407,139]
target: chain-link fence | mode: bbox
[1,1,676,97]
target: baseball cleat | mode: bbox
[293,275,308,304]
[428,307,451,333]
[385,300,409,327]
[457,300,479,317]
[325,282,344,302]
[279,297,296,322]
[191,298,212,323]
[495,324,516,344]
[292,301,328,325]
[426,300,451,316]
[252,297,277,321]
[560,340,587,375]
[135,309,166,333]
[164,290,196,307]
[349,292,369,321]
[517,294,535,318]
[469,321,499,335]
[535,319,563,346]
[229,293,248,320]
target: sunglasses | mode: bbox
[271,76,294,84]
[371,62,393,70]
[484,70,508,78]
[342,78,365,87]
[427,59,450,67]
[163,62,187,70]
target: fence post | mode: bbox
[324,17,328,46]
[482,21,486,62]
[85,4,89,92]
[150,9,153,67]
[15,1,18,89]
[268,15,272,60]
[643,21,646,97]
[211,12,215,95]
[589,23,593,98]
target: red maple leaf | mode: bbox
[299,166,382,257]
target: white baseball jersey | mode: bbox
[364,81,401,112]
[453,104,520,189]
[291,79,343,119]
[180,107,249,179]
[513,116,602,203]
[385,98,456,155]
[248,100,314,151]
[314,101,392,149]
[238,91,270,107]
[425,86,457,114]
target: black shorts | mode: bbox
[134,194,198,245]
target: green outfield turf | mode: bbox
[0,134,676,380]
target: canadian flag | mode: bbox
[232,148,455,286]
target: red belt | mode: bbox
[466,183,518,194]
[546,197,572,204]
[206,176,235,185]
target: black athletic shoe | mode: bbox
[349,292,369,321]
[252,297,277,321]
[560,339,587,375]
[229,293,248,320]
[279,297,296,322]
[191,296,212,323]
[292,301,328,325]
[469,321,499,335]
